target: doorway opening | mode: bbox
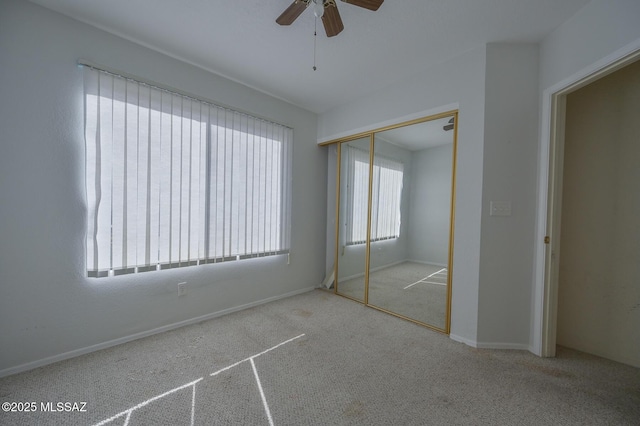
[537,49,640,366]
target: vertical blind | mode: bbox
[346,146,403,245]
[84,66,292,277]
[345,147,371,245]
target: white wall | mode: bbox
[532,0,640,354]
[407,144,453,266]
[539,0,640,91]
[0,0,326,375]
[477,44,539,348]
[319,47,487,345]
[322,0,640,352]
[558,61,640,368]
[318,43,543,348]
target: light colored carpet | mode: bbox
[337,262,447,328]
[1,290,639,425]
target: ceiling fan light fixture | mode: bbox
[312,0,325,18]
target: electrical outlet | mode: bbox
[177,282,187,297]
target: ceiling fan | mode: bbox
[276,0,384,37]
[443,117,455,131]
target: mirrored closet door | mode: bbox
[335,137,371,303]
[323,111,457,333]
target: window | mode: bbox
[346,146,403,245]
[84,66,292,277]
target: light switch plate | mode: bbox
[490,201,512,217]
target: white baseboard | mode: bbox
[321,271,335,289]
[449,334,477,347]
[337,270,366,282]
[0,286,316,378]
[338,260,405,282]
[406,259,448,268]
[449,334,530,351]
[475,342,531,350]
[372,260,405,272]
[338,259,446,283]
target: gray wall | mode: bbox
[558,60,640,368]
[0,0,326,375]
[407,144,453,266]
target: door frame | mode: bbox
[532,42,640,357]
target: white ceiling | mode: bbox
[29,0,590,113]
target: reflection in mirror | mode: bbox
[335,137,371,302]
[368,116,455,329]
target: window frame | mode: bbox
[83,64,293,277]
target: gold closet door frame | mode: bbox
[322,110,458,334]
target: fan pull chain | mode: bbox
[313,18,318,71]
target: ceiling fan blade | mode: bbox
[276,0,309,26]
[322,1,344,37]
[340,0,383,11]
[443,117,455,131]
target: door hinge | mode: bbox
[544,236,550,244]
